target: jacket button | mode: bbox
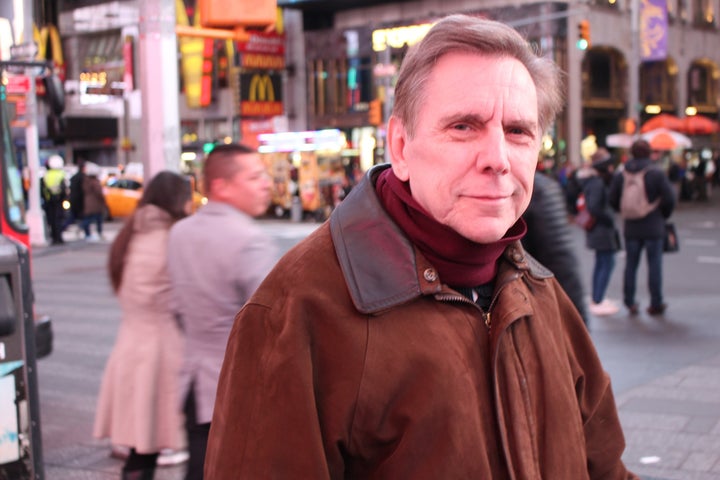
[423,268,438,282]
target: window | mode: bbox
[687,60,719,107]
[581,48,626,104]
[1,95,27,232]
[640,59,678,109]
[693,0,716,26]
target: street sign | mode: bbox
[9,42,38,60]
[4,75,30,94]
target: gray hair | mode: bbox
[392,14,565,137]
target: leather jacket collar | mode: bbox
[329,165,552,314]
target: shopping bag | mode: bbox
[663,222,679,253]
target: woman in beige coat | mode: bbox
[94,171,193,480]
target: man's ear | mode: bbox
[387,116,410,181]
[208,177,226,200]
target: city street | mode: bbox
[30,197,720,479]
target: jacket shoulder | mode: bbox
[519,249,555,280]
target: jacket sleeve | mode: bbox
[205,302,336,479]
[653,170,676,218]
[231,229,278,302]
[608,172,623,212]
[563,312,639,480]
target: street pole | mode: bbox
[380,46,393,164]
[138,0,181,178]
[20,0,47,246]
[629,0,640,129]
[566,14,583,166]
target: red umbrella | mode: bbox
[682,115,720,135]
[640,113,684,133]
[641,128,692,151]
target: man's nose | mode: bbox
[475,129,510,174]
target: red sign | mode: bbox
[236,31,285,55]
[5,75,30,94]
[13,98,27,116]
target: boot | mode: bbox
[121,468,155,480]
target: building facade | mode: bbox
[280,0,720,166]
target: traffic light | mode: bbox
[577,20,591,50]
[622,117,637,135]
[368,99,383,126]
[203,142,216,154]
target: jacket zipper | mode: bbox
[436,272,520,332]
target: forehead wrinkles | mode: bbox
[427,58,534,127]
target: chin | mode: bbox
[453,221,511,244]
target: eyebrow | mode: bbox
[440,112,538,133]
[439,113,488,127]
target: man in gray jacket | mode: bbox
[167,143,277,479]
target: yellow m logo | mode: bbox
[249,74,275,102]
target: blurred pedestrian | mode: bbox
[40,154,67,245]
[523,169,589,325]
[205,15,636,479]
[580,148,622,316]
[81,162,107,241]
[167,143,276,480]
[609,140,675,315]
[63,160,86,237]
[94,171,194,480]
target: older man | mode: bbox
[206,15,636,479]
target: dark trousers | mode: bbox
[183,386,211,480]
[123,448,158,478]
[44,200,65,243]
[82,212,104,237]
[623,237,664,308]
[591,250,616,303]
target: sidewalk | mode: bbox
[616,354,720,480]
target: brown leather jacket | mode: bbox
[206,166,637,480]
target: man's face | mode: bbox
[388,52,541,243]
[217,153,272,217]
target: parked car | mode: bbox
[103,175,206,219]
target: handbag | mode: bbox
[573,209,596,231]
[573,193,596,231]
[663,222,679,253]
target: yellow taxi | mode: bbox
[103,176,206,219]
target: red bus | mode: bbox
[0,70,51,479]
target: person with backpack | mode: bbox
[609,139,675,316]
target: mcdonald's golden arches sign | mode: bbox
[239,71,283,117]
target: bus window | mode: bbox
[1,86,28,234]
